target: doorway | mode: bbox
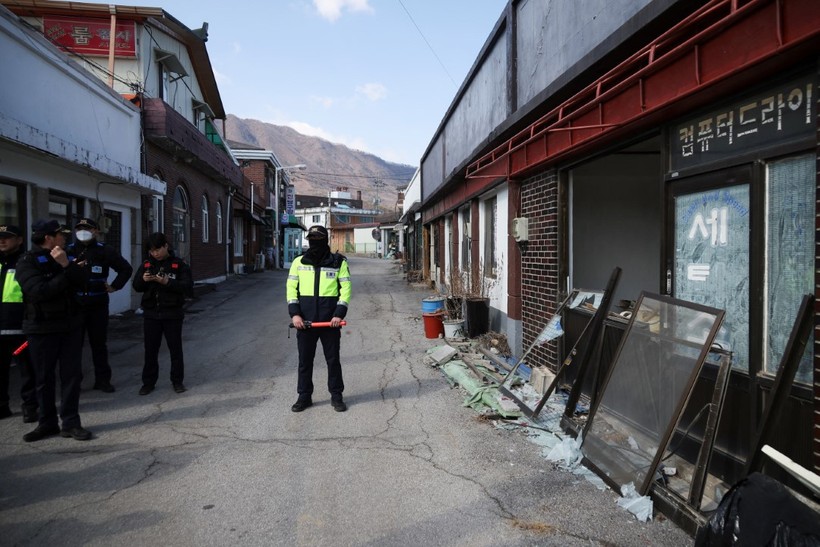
[668,166,753,372]
[665,156,816,485]
[283,227,302,268]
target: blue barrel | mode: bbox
[421,296,445,314]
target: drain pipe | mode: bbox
[225,187,234,276]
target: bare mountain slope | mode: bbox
[225,115,415,210]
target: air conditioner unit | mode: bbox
[512,217,529,242]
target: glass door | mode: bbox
[669,166,755,373]
[283,227,302,268]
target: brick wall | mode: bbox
[241,163,270,208]
[145,144,229,281]
[521,169,560,369]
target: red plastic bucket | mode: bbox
[422,312,444,339]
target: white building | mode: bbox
[0,5,164,313]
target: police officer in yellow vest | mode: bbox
[0,225,37,421]
[287,225,351,412]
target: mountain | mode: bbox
[224,115,416,211]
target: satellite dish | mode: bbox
[371,228,381,241]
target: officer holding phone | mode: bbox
[132,232,192,396]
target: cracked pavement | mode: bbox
[0,257,691,546]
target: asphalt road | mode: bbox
[0,257,691,546]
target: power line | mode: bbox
[299,171,414,182]
[397,0,458,88]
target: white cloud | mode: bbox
[256,108,416,164]
[310,95,337,108]
[313,0,373,22]
[213,68,230,86]
[355,82,387,101]
[286,121,367,152]
[232,42,242,54]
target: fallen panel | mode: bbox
[580,292,724,496]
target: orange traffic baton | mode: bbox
[288,320,347,329]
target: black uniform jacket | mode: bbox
[15,246,90,334]
[132,254,193,320]
[67,241,133,306]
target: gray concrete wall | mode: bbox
[421,0,678,202]
[515,0,653,107]
[443,35,508,182]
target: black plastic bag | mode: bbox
[695,472,820,546]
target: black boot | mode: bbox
[22,407,38,423]
[291,398,312,412]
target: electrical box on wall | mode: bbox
[512,217,529,242]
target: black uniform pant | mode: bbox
[79,304,111,384]
[296,327,344,399]
[27,327,84,429]
[0,334,37,412]
[142,316,184,387]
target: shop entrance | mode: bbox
[668,167,752,373]
[665,156,816,487]
[283,227,302,268]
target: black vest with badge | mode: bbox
[134,254,193,319]
[67,241,132,306]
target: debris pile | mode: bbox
[424,339,652,522]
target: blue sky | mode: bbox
[114,0,507,166]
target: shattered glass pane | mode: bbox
[581,294,723,494]
[674,184,749,372]
[765,155,814,384]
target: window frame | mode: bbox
[483,195,497,278]
[201,195,209,243]
[152,195,165,233]
[216,201,223,244]
[460,207,471,270]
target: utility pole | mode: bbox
[373,178,386,213]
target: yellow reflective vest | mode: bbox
[287,253,351,322]
[1,248,25,335]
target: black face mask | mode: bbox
[304,238,330,264]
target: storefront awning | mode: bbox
[236,209,269,226]
[283,214,306,230]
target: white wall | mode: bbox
[0,7,163,313]
[478,185,508,316]
[136,24,204,124]
[353,227,378,244]
[104,203,133,314]
[1,10,150,185]
[402,169,421,216]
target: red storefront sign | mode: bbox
[43,16,137,58]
